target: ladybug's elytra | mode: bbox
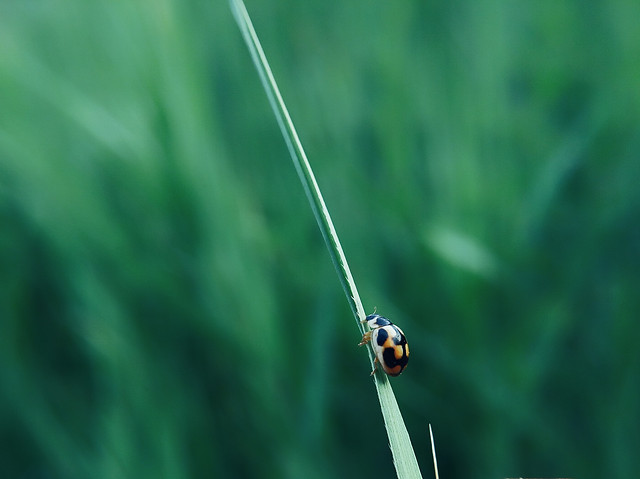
[358,314,409,377]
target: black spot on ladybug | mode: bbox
[383,344,409,369]
[375,327,389,346]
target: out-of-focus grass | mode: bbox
[1,1,639,478]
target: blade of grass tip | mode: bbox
[429,424,440,479]
[229,1,422,478]
[229,0,362,354]
[229,0,363,326]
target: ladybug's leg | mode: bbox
[370,357,379,376]
[358,330,372,346]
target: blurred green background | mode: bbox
[1,0,639,478]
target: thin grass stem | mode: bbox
[230,1,423,477]
[429,424,440,479]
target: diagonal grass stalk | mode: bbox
[429,424,440,479]
[229,1,423,477]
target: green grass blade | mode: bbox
[229,1,423,477]
[229,0,364,325]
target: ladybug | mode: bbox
[358,314,409,376]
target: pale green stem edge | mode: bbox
[229,1,422,477]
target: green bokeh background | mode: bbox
[1,1,639,478]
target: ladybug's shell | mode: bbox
[371,324,409,376]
